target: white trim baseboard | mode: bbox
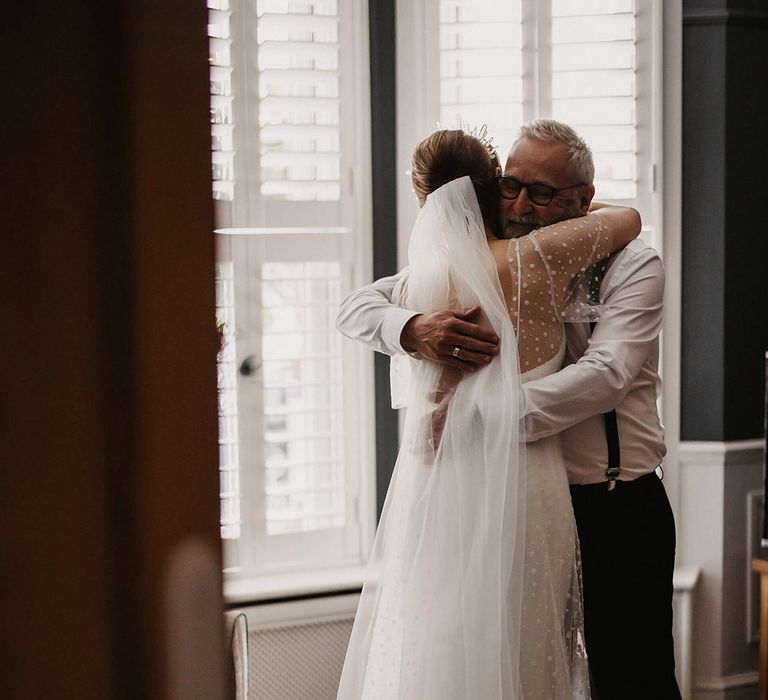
[695,670,759,691]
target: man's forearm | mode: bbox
[337,271,499,369]
[336,272,419,356]
[522,339,652,441]
[522,248,664,441]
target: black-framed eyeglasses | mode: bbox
[496,176,586,206]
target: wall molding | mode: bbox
[229,592,360,629]
[683,9,768,27]
[679,440,764,468]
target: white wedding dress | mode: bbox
[518,343,589,699]
[337,177,605,699]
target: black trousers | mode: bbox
[569,472,682,700]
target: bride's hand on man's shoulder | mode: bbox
[401,306,499,371]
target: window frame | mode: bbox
[215,0,377,589]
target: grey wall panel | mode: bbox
[369,0,399,517]
[722,21,768,439]
[681,16,728,440]
[681,1,768,440]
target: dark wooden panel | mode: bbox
[0,2,225,698]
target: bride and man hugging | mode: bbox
[335,119,680,700]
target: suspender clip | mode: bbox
[605,466,621,492]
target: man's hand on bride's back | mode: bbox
[400,306,499,371]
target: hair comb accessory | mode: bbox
[460,122,493,149]
[460,122,500,169]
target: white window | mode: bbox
[396,0,663,262]
[210,0,375,583]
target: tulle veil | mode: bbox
[337,176,528,699]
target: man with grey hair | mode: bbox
[499,119,596,237]
[337,118,680,698]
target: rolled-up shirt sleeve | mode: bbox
[335,269,420,356]
[522,248,665,442]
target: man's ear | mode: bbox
[579,184,596,215]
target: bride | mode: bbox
[337,129,641,699]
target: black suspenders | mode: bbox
[589,321,621,490]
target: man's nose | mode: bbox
[512,187,534,215]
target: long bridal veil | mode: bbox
[337,177,528,699]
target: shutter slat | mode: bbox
[553,41,636,71]
[552,0,635,16]
[552,14,636,44]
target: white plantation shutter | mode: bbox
[210,0,373,578]
[217,229,367,575]
[551,0,638,200]
[256,0,342,202]
[439,1,524,153]
[260,260,346,535]
[209,0,236,201]
[411,0,654,212]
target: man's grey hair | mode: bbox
[514,118,595,184]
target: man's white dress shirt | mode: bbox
[337,239,666,485]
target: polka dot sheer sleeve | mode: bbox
[507,213,613,373]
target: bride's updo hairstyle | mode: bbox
[411,129,499,233]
